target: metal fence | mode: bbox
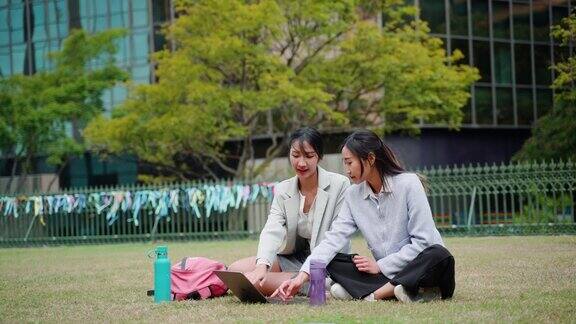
[1,160,575,247]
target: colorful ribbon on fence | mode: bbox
[0,182,277,226]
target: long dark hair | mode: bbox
[343,129,405,191]
[288,127,324,159]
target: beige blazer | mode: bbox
[256,166,351,265]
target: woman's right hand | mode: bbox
[245,264,268,285]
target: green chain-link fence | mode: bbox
[0,160,574,247]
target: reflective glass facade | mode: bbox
[0,0,172,188]
[418,0,573,127]
[0,0,172,111]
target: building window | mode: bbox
[133,63,150,84]
[11,43,25,73]
[153,0,172,23]
[449,0,468,36]
[513,3,531,41]
[34,40,48,70]
[514,43,532,85]
[517,88,534,125]
[79,0,110,32]
[492,1,511,39]
[473,40,492,82]
[471,0,489,37]
[0,47,10,75]
[420,0,446,34]
[552,5,570,27]
[494,41,512,84]
[496,86,514,125]
[114,36,130,65]
[9,4,24,45]
[534,44,552,85]
[532,3,550,42]
[132,3,149,28]
[475,86,493,125]
[110,1,129,29]
[132,31,150,63]
[0,5,10,43]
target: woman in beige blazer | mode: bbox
[228,127,350,296]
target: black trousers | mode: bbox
[327,244,455,299]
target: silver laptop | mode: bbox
[215,271,307,304]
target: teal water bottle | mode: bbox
[154,246,171,303]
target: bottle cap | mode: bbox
[156,246,168,258]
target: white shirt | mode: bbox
[297,191,315,240]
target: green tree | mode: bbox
[85,0,479,181]
[0,29,128,192]
[514,14,576,162]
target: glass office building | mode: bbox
[417,0,573,127]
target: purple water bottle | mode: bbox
[309,260,327,306]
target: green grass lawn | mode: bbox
[1,236,575,323]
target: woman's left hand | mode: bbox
[353,255,380,274]
[271,272,309,301]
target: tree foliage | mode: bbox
[85,0,479,181]
[514,14,576,162]
[0,29,128,191]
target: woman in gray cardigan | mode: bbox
[228,127,350,296]
[273,130,455,302]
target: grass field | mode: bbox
[1,236,575,323]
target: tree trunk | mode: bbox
[15,155,32,194]
[46,157,69,192]
[4,157,18,193]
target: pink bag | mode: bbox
[170,257,228,301]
